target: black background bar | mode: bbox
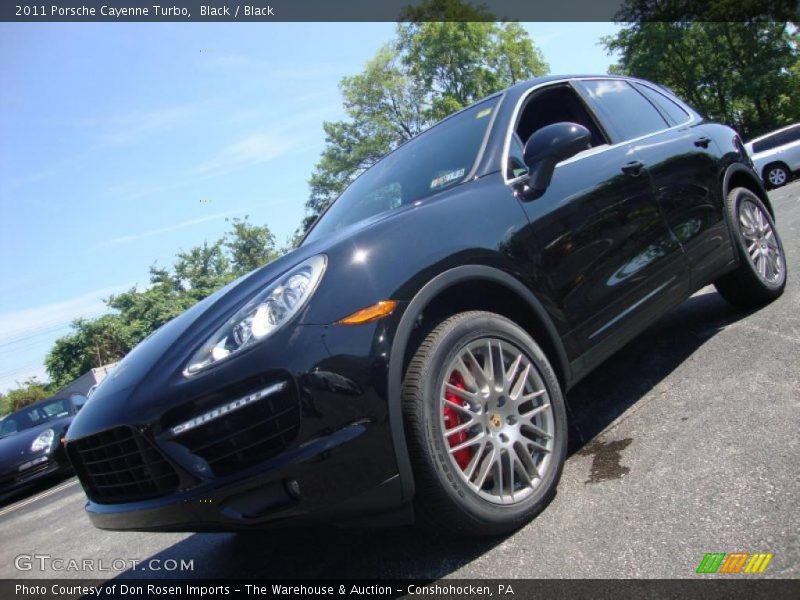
[2,0,799,23]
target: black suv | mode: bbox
[66,75,786,536]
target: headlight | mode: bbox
[184,254,327,375]
[31,429,55,453]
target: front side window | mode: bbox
[304,97,498,244]
[506,84,608,179]
[507,134,527,179]
[578,79,669,142]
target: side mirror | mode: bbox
[71,394,87,412]
[522,122,591,194]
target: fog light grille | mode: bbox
[172,382,300,477]
[68,426,179,504]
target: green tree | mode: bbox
[224,216,281,275]
[603,20,800,138]
[300,0,548,230]
[2,377,51,414]
[44,217,281,387]
[44,315,132,388]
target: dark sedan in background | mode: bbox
[0,395,84,498]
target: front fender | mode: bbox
[385,264,570,502]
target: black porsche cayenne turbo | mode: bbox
[66,75,787,536]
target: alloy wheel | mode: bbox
[767,167,787,187]
[439,338,555,505]
[739,199,783,284]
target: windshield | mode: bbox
[0,399,71,438]
[303,97,499,244]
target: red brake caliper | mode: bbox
[443,371,473,470]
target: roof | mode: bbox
[503,73,633,96]
[746,122,800,145]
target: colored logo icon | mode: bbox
[697,552,774,574]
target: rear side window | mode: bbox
[752,134,783,153]
[578,79,669,142]
[633,83,691,126]
[776,125,800,145]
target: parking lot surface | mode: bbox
[1,183,798,580]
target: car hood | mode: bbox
[0,416,71,471]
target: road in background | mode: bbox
[1,183,798,580]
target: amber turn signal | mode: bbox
[338,300,398,325]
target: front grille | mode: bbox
[173,383,300,477]
[1,457,53,489]
[17,460,51,481]
[68,426,179,504]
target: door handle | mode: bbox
[621,160,645,176]
[694,136,712,148]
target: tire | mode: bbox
[402,311,567,537]
[715,187,787,308]
[763,163,790,189]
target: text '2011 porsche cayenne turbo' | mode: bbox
[66,75,787,536]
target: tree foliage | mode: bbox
[603,20,800,139]
[43,217,280,388]
[301,0,548,229]
[612,0,799,23]
[0,377,51,415]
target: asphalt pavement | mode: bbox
[1,183,798,580]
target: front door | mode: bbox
[507,82,689,364]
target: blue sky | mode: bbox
[0,21,619,393]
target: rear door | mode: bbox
[631,81,733,287]
[577,79,731,289]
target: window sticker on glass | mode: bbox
[476,108,492,119]
[430,168,465,189]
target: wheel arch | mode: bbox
[387,264,570,503]
[724,163,774,219]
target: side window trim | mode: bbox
[632,84,676,127]
[566,80,614,146]
[501,77,699,186]
[633,81,694,127]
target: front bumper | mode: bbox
[0,453,70,495]
[66,322,409,531]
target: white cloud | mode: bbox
[95,210,243,248]
[189,132,295,179]
[204,53,344,81]
[82,102,207,148]
[0,284,129,348]
[533,31,563,46]
[0,363,49,395]
[106,128,302,201]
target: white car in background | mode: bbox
[745,123,800,189]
